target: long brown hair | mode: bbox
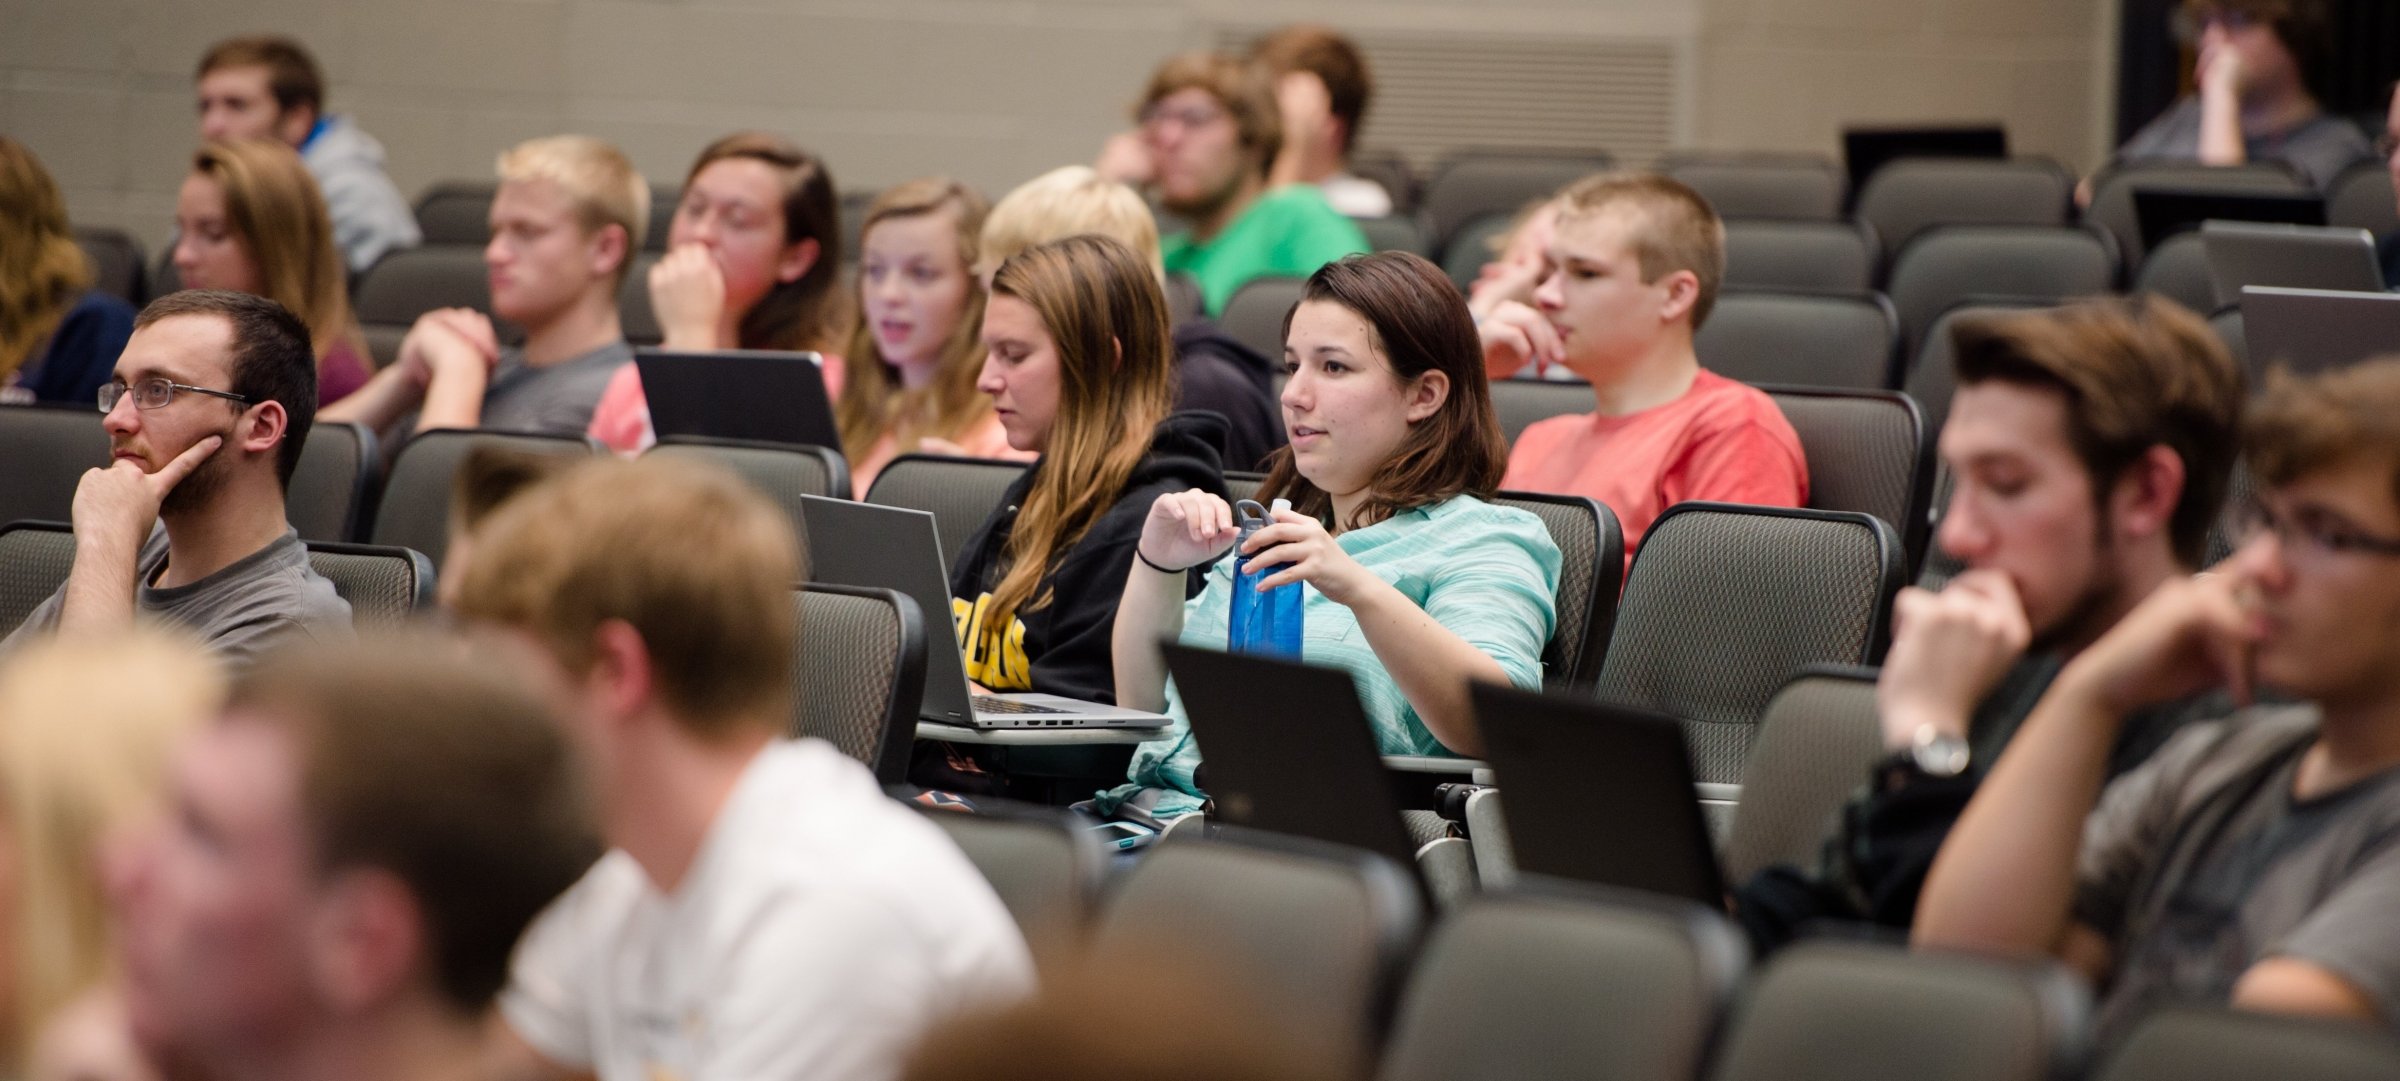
[982,235,1176,634]
[837,178,991,464]
[0,136,96,385]
[1259,252,1508,530]
[192,138,367,366]
[681,132,848,351]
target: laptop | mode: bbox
[1160,643,1424,870]
[1469,682,1725,904]
[2240,286,2400,378]
[2203,221,2385,308]
[2133,189,2327,253]
[634,349,840,449]
[1841,125,2008,191]
[795,494,1171,730]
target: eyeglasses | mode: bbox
[1139,103,1229,133]
[97,377,255,414]
[2170,7,2258,44]
[2237,498,2400,561]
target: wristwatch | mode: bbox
[1908,723,1971,778]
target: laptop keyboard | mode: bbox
[972,695,1075,716]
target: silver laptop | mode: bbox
[796,495,1172,730]
[2241,286,2400,378]
[2204,222,2385,308]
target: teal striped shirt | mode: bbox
[1097,494,1562,818]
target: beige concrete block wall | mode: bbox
[1,0,2117,258]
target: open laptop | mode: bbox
[1468,682,1725,904]
[795,494,1171,730]
[2241,286,2400,378]
[2203,221,2385,307]
[1841,125,2007,191]
[634,349,840,449]
[2134,189,2327,253]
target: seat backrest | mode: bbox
[1721,220,1880,294]
[1492,491,1621,689]
[353,245,494,326]
[1221,276,1308,360]
[643,184,679,252]
[1357,214,1426,256]
[2094,1007,2400,1081]
[1699,291,1898,391]
[1596,504,1902,784]
[304,541,434,628]
[1902,300,2057,436]
[1351,147,1420,215]
[791,583,923,784]
[1706,940,2089,1081]
[0,404,108,528]
[412,180,498,246]
[2083,160,2311,264]
[0,522,76,634]
[921,800,1103,961]
[1765,387,1933,572]
[1661,153,1846,222]
[288,421,378,543]
[863,454,1029,568]
[72,226,147,304]
[2130,230,2217,314]
[1854,158,2074,260]
[1887,225,2118,357]
[617,251,663,344]
[1721,667,1883,881]
[645,437,851,538]
[1165,272,1206,325]
[1380,883,1746,1081]
[1441,212,1519,291]
[2212,305,2250,378]
[1490,379,1593,447]
[369,429,596,569]
[2327,160,2400,237]
[1424,153,1611,259]
[1093,828,1423,1075]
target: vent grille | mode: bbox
[1215,27,1680,171]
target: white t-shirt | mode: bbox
[502,739,1035,1081]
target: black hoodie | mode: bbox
[948,411,1230,703]
[1172,318,1285,473]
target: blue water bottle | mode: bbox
[1228,498,1305,656]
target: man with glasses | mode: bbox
[2,291,351,666]
[1920,356,2400,1043]
[2105,0,2366,190]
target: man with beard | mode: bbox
[3,290,351,666]
[1097,50,1368,317]
[1733,297,2244,952]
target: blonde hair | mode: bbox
[0,631,222,1066]
[0,137,95,386]
[192,138,367,367]
[837,178,993,467]
[495,135,649,290]
[982,235,1175,635]
[979,166,1163,282]
[1555,171,1726,328]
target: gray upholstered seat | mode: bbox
[646,436,850,538]
[1699,291,1898,391]
[369,428,597,569]
[1422,152,1612,262]
[1887,225,2117,358]
[920,800,1102,961]
[1220,275,1308,360]
[1766,387,1933,573]
[1854,158,2075,261]
[2083,160,2310,264]
[1661,153,1846,222]
[0,404,109,528]
[1721,667,1883,881]
[1720,220,1881,294]
[2094,1007,2400,1081]
[863,453,1028,567]
[791,583,921,783]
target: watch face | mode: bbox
[1914,733,1970,777]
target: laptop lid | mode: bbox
[2203,221,2384,308]
[1160,643,1423,870]
[1469,682,1726,904]
[796,495,975,726]
[634,349,839,449]
[2134,189,2326,253]
[1841,125,2007,191]
[2240,286,2400,378]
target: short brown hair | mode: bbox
[1137,52,1283,179]
[681,132,849,352]
[231,634,599,1012]
[136,291,317,488]
[1951,296,2245,567]
[1260,252,1508,531]
[448,444,580,534]
[450,456,800,735]
[1249,26,1373,155]
[2245,357,2400,510]
[1555,173,1727,329]
[196,36,324,116]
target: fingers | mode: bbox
[150,435,224,492]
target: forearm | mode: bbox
[1111,561,1190,713]
[318,365,421,430]
[1346,580,1509,757]
[57,537,142,635]
[2198,89,2247,165]
[415,369,490,433]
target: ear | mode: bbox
[776,237,821,285]
[2110,444,2187,548]
[275,103,318,148]
[589,223,632,283]
[1403,368,1450,424]
[1656,270,1702,326]
[584,619,657,725]
[242,399,288,460]
[307,869,427,1016]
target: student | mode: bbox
[105,635,599,1081]
[0,136,132,408]
[2105,0,2367,190]
[1917,356,2400,1043]
[2,291,351,667]
[323,135,643,439]
[978,165,1284,472]
[951,235,1232,705]
[1099,251,1560,819]
[1486,172,1807,568]
[834,178,1026,492]
[1734,297,2244,952]
[194,35,419,273]
[453,457,1033,1081]
[1097,51,1368,316]
[1248,24,1392,218]
[2375,82,2400,287]
[173,139,372,404]
[587,133,850,453]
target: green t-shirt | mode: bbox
[1163,184,1371,316]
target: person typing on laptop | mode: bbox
[1096,251,1561,822]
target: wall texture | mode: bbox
[1,0,2113,256]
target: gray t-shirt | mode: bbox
[2113,98,2373,190]
[479,340,632,436]
[2074,706,2400,1044]
[2,527,354,669]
